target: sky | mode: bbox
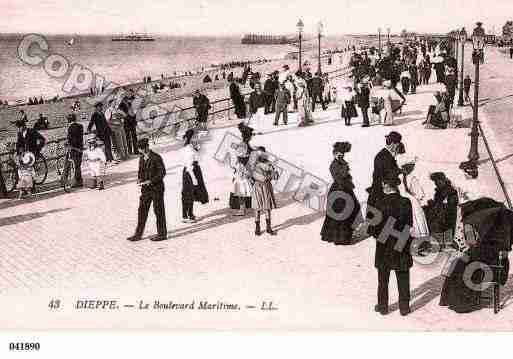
[0,0,511,36]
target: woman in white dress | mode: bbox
[296,79,312,126]
[398,159,430,240]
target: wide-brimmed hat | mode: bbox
[333,141,352,154]
[20,152,35,167]
[385,131,402,144]
[430,172,447,182]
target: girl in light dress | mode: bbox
[17,152,35,199]
[296,80,313,126]
[83,138,106,190]
[398,157,430,240]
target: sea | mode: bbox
[0,34,355,103]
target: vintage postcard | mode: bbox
[1,0,513,334]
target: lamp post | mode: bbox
[387,27,391,45]
[460,22,485,178]
[297,19,304,74]
[378,27,382,58]
[457,27,467,106]
[317,21,324,75]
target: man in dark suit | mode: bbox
[66,113,84,188]
[263,74,276,114]
[87,102,114,162]
[374,174,414,316]
[127,138,168,242]
[366,131,404,236]
[357,80,371,127]
[229,78,246,119]
[15,119,46,156]
[310,72,327,112]
[119,95,139,155]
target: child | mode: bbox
[17,152,36,199]
[83,138,106,190]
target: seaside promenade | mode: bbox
[1,67,512,330]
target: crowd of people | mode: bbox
[1,38,511,320]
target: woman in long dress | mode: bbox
[321,142,362,245]
[250,146,279,236]
[398,160,430,240]
[180,129,208,222]
[382,80,395,126]
[230,123,254,216]
[297,80,313,126]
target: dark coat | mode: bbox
[311,76,323,95]
[374,192,414,270]
[67,122,84,151]
[16,128,46,155]
[87,110,111,139]
[229,82,242,99]
[367,148,400,211]
[357,86,370,108]
[138,151,166,194]
[425,183,459,234]
[248,92,266,114]
[193,94,211,115]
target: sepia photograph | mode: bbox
[2,0,513,345]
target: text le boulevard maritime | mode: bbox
[72,299,278,311]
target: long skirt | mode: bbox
[192,163,209,204]
[321,185,362,245]
[252,180,277,210]
[405,193,429,239]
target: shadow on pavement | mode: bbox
[389,274,445,314]
[164,192,300,240]
[0,207,71,227]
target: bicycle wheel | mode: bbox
[61,158,75,193]
[3,160,19,193]
[33,154,48,185]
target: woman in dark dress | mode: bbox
[439,199,511,313]
[321,142,362,245]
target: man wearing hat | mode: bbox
[127,138,168,242]
[66,113,84,187]
[310,72,327,112]
[356,79,371,127]
[87,102,114,163]
[366,131,405,237]
[263,73,277,114]
[193,90,211,131]
[15,117,46,157]
[373,172,414,316]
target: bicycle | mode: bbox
[56,142,81,193]
[2,142,49,193]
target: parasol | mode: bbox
[461,197,513,251]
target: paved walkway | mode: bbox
[1,74,512,330]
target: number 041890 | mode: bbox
[9,342,41,351]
